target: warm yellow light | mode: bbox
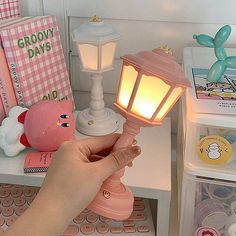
[131,75,170,119]
[155,87,183,120]
[78,44,98,70]
[101,42,117,69]
[117,65,138,108]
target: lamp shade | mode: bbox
[72,17,120,73]
[114,48,190,125]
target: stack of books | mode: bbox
[0,15,74,122]
[0,0,20,20]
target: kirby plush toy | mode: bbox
[0,100,75,156]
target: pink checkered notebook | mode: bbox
[0,15,74,108]
[0,96,5,123]
[24,152,54,173]
[0,17,31,114]
[0,0,20,20]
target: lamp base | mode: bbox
[87,182,134,220]
[76,108,119,136]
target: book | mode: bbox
[0,17,31,114]
[24,151,54,173]
[0,95,5,124]
[0,15,74,108]
[0,0,20,20]
[183,47,236,115]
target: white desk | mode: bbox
[0,116,171,236]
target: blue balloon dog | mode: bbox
[193,25,236,82]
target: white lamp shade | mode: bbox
[72,19,120,73]
[78,43,98,71]
[101,42,117,70]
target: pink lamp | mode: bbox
[88,46,191,220]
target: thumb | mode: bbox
[96,146,141,180]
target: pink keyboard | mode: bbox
[0,184,155,236]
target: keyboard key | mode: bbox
[133,205,145,211]
[133,201,145,208]
[123,221,135,227]
[110,226,123,234]
[0,227,4,235]
[6,216,17,226]
[86,213,98,223]
[96,222,109,234]
[2,197,13,207]
[73,214,85,224]
[13,184,21,188]
[14,196,26,206]
[124,226,136,233]
[2,207,14,217]
[15,205,27,216]
[1,184,12,188]
[99,216,111,223]
[134,197,143,201]
[0,189,10,198]
[80,223,95,235]
[26,196,36,205]
[61,225,79,236]
[23,187,35,197]
[11,188,23,198]
[137,225,150,233]
[128,211,146,221]
[82,209,90,213]
[0,217,5,226]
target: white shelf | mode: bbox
[0,115,171,192]
[0,113,171,236]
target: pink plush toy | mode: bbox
[0,100,75,156]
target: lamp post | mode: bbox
[72,16,120,136]
[88,47,191,220]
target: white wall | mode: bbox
[20,0,236,133]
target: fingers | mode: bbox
[96,146,141,180]
[96,138,138,157]
[74,133,121,156]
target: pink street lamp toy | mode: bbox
[0,100,75,156]
[87,46,191,220]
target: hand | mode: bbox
[4,134,141,236]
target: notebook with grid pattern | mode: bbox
[0,0,20,20]
[0,15,74,108]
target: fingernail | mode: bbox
[132,139,137,145]
[130,146,141,155]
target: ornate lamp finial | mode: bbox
[90,15,102,22]
[159,45,173,55]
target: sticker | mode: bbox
[195,226,220,236]
[103,190,111,199]
[196,135,232,165]
[88,120,94,125]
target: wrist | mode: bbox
[29,189,71,235]
[4,189,71,236]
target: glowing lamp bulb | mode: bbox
[115,48,190,125]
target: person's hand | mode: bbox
[38,133,141,219]
[4,133,141,236]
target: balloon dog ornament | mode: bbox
[0,100,75,156]
[193,25,236,83]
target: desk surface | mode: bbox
[0,115,171,199]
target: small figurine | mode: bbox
[193,25,236,82]
[0,100,75,156]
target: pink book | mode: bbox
[0,15,74,108]
[0,0,20,20]
[0,17,31,114]
[24,152,54,173]
[0,95,6,124]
